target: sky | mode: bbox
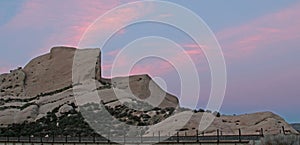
[0,0,299,123]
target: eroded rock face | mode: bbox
[22,46,101,97]
[0,68,25,97]
[111,75,179,108]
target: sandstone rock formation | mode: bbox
[0,46,179,126]
[145,111,298,136]
[22,46,101,97]
[111,74,178,108]
[0,68,25,97]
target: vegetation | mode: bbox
[0,104,95,137]
[193,109,221,117]
[0,98,176,137]
[258,134,300,145]
[193,108,205,113]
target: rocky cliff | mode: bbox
[0,46,179,126]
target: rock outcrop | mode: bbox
[145,111,298,136]
[22,46,101,97]
[0,68,25,97]
[111,74,178,108]
[0,46,179,126]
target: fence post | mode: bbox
[29,135,31,143]
[196,130,199,142]
[40,133,43,143]
[65,134,68,143]
[261,128,264,137]
[78,133,81,143]
[158,131,160,142]
[217,129,220,143]
[282,126,285,135]
[238,129,241,142]
[140,131,143,143]
[177,132,179,143]
[123,131,126,144]
[93,133,95,143]
[52,133,55,143]
[108,129,111,143]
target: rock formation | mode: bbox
[145,111,298,136]
[0,46,178,126]
[0,68,25,97]
[22,46,101,97]
[0,46,296,136]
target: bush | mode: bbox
[193,108,205,113]
[258,134,300,145]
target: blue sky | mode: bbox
[0,0,299,123]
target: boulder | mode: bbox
[58,104,73,114]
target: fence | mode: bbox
[0,128,264,144]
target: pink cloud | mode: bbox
[184,49,203,55]
[3,0,140,55]
[106,49,121,56]
[79,2,154,47]
[182,44,207,49]
[130,61,173,76]
[217,2,300,59]
[102,47,205,77]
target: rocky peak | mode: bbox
[3,46,101,97]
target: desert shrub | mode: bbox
[259,134,300,145]
[194,108,205,113]
[206,110,212,113]
[166,107,175,114]
[216,112,221,117]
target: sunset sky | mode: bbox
[0,1,299,122]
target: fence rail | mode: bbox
[0,128,275,144]
[0,134,263,144]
